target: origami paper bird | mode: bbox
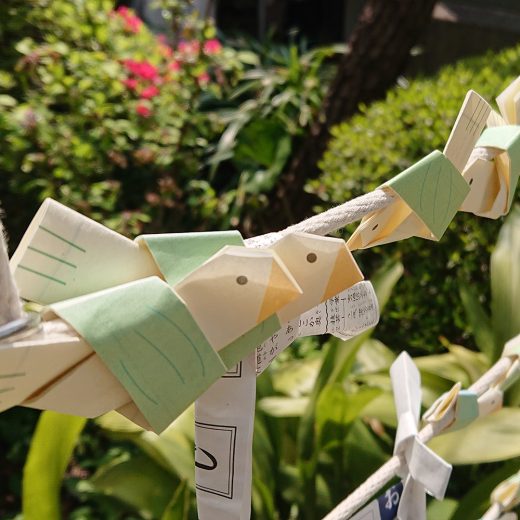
[254,232,372,372]
[461,76,520,218]
[347,90,492,250]
[390,352,451,520]
[3,198,306,432]
[422,382,479,434]
[3,198,369,434]
[482,470,520,520]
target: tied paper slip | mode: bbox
[348,151,470,250]
[194,233,363,520]
[195,355,256,520]
[10,198,160,305]
[256,281,379,374]
[350,482,404,520]
[461,76,520,218]
[53,277,228,434]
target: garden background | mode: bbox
[1,1,520,519]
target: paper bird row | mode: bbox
[349,76,520,249]
[1,198,373,433]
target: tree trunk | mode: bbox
[260,0,436,234]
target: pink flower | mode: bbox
[141,85,159,99]
[115,6,142,33]
[168,60,181,72]
[123,59,159,81]
[122,59,139,73]
[178,40,200,56]
[136,104,152,117]
[124,15,142,33]
[203,39,222,55]
[136,61,159,80]
[197,71,210,86]
[116,5,143,33]
[123,78,138,90]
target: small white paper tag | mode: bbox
[195,354,256,519]
[298,281,379,339]
[255,281,379,374]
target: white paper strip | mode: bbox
[256,281,379,374]
[195,352,256,519]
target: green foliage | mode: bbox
[314,45,520,354]
[459,205,520,362]
[0,0,247,241]
[0,1,337,244]
[23,411,86,519]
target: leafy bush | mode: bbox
[0,1,339,245]
[314,46,520,353]
[0,0,250,242]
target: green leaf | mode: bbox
[354,338,396,374]
[447,344,489,383]
[429,407,520,464]
[491,205,520,360]
[316,385,382,438]
[97,408,195,487]
[342,419,390,489]
[161,481,192,520]
[459,282,494,360]
[258,396,309,417]
[90,454,177,519]
[23,411,86,520]
[271,356,322,397]
[451,458,520,520]
[362,392,397,427]
[427,498,458,520]
[414,352,471,386]
[96,411,144,434]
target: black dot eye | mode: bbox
[306,253,317,263]
[372,224,379,231]
[469,178,474,185]
[236,275,248,285]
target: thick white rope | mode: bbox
[322,356,515,520]
[0,218,23,326]
[245,189,395,248]
[481,503,503,520]
[246,144,497,249]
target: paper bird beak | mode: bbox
[321,244,363,301]
[257,255,302,323]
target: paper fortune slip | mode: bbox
[348,150,470,250]
[461,76,520,218]
[194,232,366,520]
[256,280,379,374]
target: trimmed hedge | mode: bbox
[313,46,520,353]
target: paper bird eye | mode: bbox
[306,253,317,263]
[236,275,248,285]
